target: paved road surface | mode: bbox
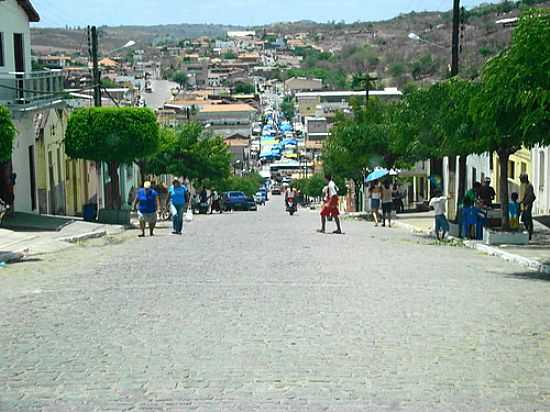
[1,199,550,411]
[141,79,178,110]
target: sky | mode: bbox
[32,0,495,28]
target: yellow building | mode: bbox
[34,108,68,215]
[492,147,532,202]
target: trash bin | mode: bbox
[82,203,98,222]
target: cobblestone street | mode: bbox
[1,199,550,411]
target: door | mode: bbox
[28,145,36,211]
[13,33,25,101]
[48,151,56,214]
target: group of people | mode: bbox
[430,174,536,241]
[367,181,404,228]
[132,179,189,237]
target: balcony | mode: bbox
[0,70,65,110]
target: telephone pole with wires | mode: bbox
[89,26,102,106]
[451,0,460,76]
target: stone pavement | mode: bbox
[394,211,550,273]
[1,199,550,410]
[0,220,124,262]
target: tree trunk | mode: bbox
[0,160,14,209]
[497,150,510,230]
[455,155,467,223]
[352,178,361,212]
[109,160,121,210]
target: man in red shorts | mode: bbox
[318,174,343,234]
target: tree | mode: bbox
[323,98,401,210]
[65,107,160,209]
[170,71,188,88]
[280,96,296,121]
[223,51,237,60]
[0,106,17,207]
[0,107,16,162]
[234,82,255,94]
[472,8,550,228]
[147,123,232,188]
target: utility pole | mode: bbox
[451,0,460,76]
[90,26,102,107]
[356,73,378,110]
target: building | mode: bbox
[295,89,403,118]
[225,134,250,172]
[34,107,68,215]
[532,146,550,216]
[304,116,329,142]
[36,55,72,69]
[284,77,323,94]
[0,0,65,213]
[197,103,257,139]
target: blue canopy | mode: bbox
[365,168,389,183]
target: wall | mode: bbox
[11,113,36,212]
[0,0,32,73]
[531,146,550,216]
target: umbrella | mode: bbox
[365,168,389,183]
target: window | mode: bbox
[509,160,515,180]
[0,32,4,67]
[472,167,477,187]
[521,162,527,176]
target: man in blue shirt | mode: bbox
[133,181,160,237]
[168,179,188,235]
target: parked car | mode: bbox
[271,186,281,195]
[223,191,249,211]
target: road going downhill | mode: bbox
[1,198,549,410]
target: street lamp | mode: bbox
[408,32,447,50]
[106,40,137,55]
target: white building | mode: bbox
[197,104,257,138]
[532,146,550,216]
[0,0,65,213]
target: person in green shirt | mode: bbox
[463,182,481,208]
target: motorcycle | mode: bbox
[198,201,210,214]
[286,198,297,216]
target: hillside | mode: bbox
[30,23,245,55]
[265,0,550,87]
[30,0,550,87]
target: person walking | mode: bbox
[429,190,450,241]
[168,179,188,235]
[520,174,536,240]
[392,183,404,214]
[318,175,343,234]
[381,181,393,228]
[368,182,382,227]
[133,181,160,237]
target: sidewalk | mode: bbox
[394,211,550,274]
[0,216,125,263]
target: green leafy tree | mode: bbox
[234,82,255,94]
[280,96,296,121]
[0,106,16,162]
[472,8,550,228]
[0,106,17,207]
[65,107,160,209]
[147,123,232,188]
[323,98,401,209]
[170,71,188,88]
[223,51,237,60]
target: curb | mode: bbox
[394,220,550,274]
[464,241,550,274]
[394,221,433,236]
[59,230,107,244]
